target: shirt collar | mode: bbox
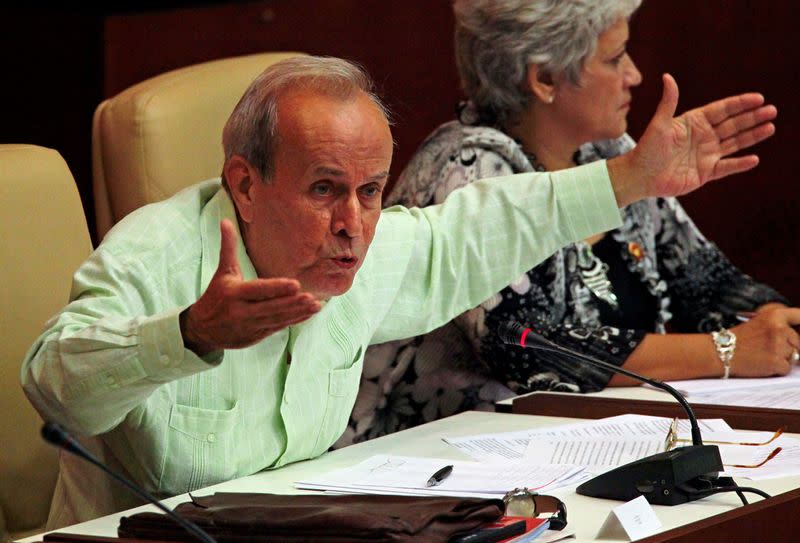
[200,185,258,290]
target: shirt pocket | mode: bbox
[310,346,364,456]
[158,400,240,494]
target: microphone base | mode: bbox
[575,445,723,506]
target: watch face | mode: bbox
[503,489,536,517]
[502,488,569,531]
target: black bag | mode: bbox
[118,492,505,542]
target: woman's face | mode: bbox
[552,18,642,143]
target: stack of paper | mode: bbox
[666,366,800,409]
[295,454,584,498]
[444,414,731,465]
[296,415,800,500]
[519,423,800,481]
[691,388,800,409]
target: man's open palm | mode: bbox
[622,74,776,202]
[180,219,321,355]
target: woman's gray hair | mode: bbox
[222,55,391,182]
[454,0,642,125]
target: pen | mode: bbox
[426,464,453,487]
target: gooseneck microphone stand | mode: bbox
[500,322,704,445]
[42,422,217,543]
[499,321,770,506]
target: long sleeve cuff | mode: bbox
[139,306,223,380]
[551,160,623,240]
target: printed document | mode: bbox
[444,414,731,464]
[666,365,800,397]
[295,454,584,497]
[691,386,800,410]
[524,436,664,469]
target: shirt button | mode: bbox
[206,433,216,443]
[160,354,170,366]
[283,396,289,405]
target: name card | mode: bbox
[596,496,662,541]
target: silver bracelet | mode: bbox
[711,328,737,379]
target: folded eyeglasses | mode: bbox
[664,418,784,469]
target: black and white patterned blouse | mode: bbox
[334,108,787,449]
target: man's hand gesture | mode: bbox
[180,219,321,356]
[609,74,777,206]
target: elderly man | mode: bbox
[23,56,775,526]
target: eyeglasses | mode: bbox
[663,418,784,468]
[726,446,783,469]
[502,488,567,531]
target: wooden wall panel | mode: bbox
[626,1,800,302]
[2,1,797,302]
[0,10,104,239]
[102,0,461,197]
[100,0,799,301]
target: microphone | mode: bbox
[41,422,217,543]
[498,322,725,506]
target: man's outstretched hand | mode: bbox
[609,73,777,207]
[180,219,321,356]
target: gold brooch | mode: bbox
[627,242,645,262]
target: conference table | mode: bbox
[23,410,800,543]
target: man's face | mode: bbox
[237,89,393,300]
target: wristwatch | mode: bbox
[711,328,737,379]
[502,488,567,530]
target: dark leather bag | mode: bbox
[118,492,505,542]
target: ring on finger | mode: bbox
[792,350,800,363]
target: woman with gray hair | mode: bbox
[338,0,796,446]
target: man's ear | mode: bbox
[526,64,556,104]
[223,155,257,223]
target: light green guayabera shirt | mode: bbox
[22,161,620,527]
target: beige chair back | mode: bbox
[92,51,304,239]
[0,145,92,541]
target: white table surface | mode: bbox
[22,410,800,543]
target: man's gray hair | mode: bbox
[454,0,642,125]
[222,55,391,182]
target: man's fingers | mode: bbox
[217,219,242,276]
[787,329,800,352]
[710,155,759,181]
[714,105,777,140]
[653,73,679,123]
[703,93,766,126]
[259,313,320,336]
[238,278,301,301]
[222,297,320,347]
[252,304,322,335]
[781,307,800,327]
[719,122,776,156]
[249,293,320,316]
[238,291,321,326]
